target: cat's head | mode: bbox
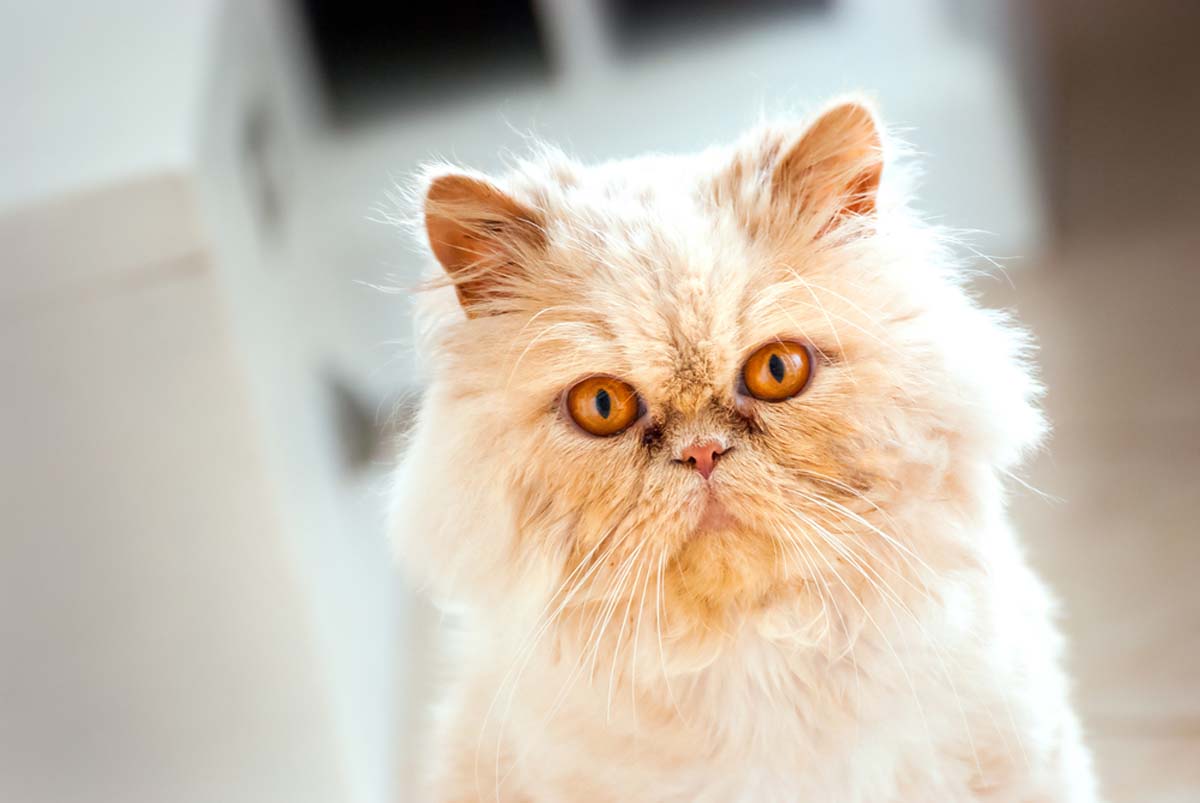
[394,99,1043,656]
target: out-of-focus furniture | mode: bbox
[1,3,399,802]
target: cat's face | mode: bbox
[398,100,1043,645]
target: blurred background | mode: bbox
[1,1,1196,801]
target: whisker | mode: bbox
[654,549,688,724]
[780,520,939,768]
[785,503,984,776]
[606,548,650,722]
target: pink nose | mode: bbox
[678,440,727,480]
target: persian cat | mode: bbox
[392,98,1098,802]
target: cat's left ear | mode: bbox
[772,99,884,231]
[422,171,546,317]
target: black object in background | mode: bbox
[605,0,830,53]
[297,0,550,124]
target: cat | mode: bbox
[391,97,1099,802]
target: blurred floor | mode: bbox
[978,9,1200,798]
[984,216,1200,803]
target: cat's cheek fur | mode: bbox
[391,387,559,615]
[391,98,1098,802]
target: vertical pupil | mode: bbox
[768,353,786,383]
[595,388,611,418]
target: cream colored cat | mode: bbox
[392,98,1099,802]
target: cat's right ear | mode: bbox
[771,100,883,235]
[423,171,546,318]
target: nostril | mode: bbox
[677,439,728,479]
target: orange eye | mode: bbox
[741,341,812,402]
[565,376,641,437]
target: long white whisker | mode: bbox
[654,550,688,724]
[790,507,983,776]
[781,521,937,765]
[606,549,650,722]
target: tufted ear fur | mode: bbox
[423,172,546,317]
[772,100,883,232]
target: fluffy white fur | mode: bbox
[391,98,1099,802]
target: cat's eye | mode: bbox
[565,376,641,437]
[741,341,813,402]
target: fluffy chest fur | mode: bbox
[421,517,1070,803]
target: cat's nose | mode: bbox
[677,439,727,480]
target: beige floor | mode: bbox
[976,11,1200,797]
[979,221,1200,802]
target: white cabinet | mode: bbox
[0,3,396,802]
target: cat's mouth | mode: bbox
[693,489,739,534]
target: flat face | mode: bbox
[413,116,1043,638]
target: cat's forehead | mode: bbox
[510,149,717,230]
[540,155,750,280]
[507,165,778,400]
[491,148,856,398]
[541,162,753,321]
